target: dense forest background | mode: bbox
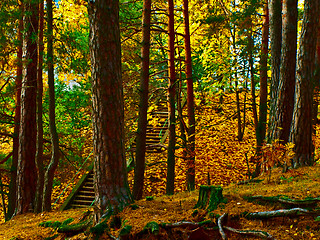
[0,0,320,235]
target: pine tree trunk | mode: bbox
[35,0,44,213]
[88,0,133,222]
[267,0,282,142]
[42,0,60,211]
[313,17,320,135]
[16,0,39,215]
[248,22,258,135]
[257,3,269,150]
[270,0,298,144]
[7,0,23,219]
[183,0,196,192]
[133,0,151,200]
[166,0,176,195]
[289,0,320,167]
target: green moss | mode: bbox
[39,218,74,230]
[51,221,62,229]
[195,185,227,211]
[90,220,108,236]
[143,221,159,235]
[119,225,132,236]
[62,218,74,226]
[146,196,154,201]
[39,221,53,228]
[198,220,212,227]
[58,219,92,233]
[130,204,139,210]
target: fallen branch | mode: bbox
[224,226,275,239]
[161,220,212,229]
[243,208,310,220]
[245,195,320,207]
[218,213,227,240]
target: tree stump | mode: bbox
[194,185,226,211]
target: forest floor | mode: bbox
[0,165,320,239]
[0,92,320,239]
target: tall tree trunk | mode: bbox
[267,0,282,142]
[7,0,23,220]
[257,3,269,149]
[248,21,258,135]
[166,0,176,195]
[133,0,151,200]
[313,17,320,136]
[289,0,320,167]
[35,0,44,213]
[42,0,60,211]
[183,0,195,191]
[270,0,298,144]
[16,0,39,215]
[88,0,133,222]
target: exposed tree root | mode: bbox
[223,226,275,239]
[217,213,227,240]
[161,220,212,229]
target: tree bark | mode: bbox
[7,0,23,220]
[270,0,298,144]
[16,0,39,215]
[248,20,258,137]
[88,0,133,222]
[257,3,269,150]
[267,0,282,142]
[133,0,152,200]
[42,0,60,211]
[35,0,44,213]
[166,0,176,195]
[289,0,320,167]
[313,17,320,135]
[183,0,196,192]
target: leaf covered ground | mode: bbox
[0,92,320,239]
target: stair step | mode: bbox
[78,190,94,195]
[146,140,161,144]
[82,186,94,190]
[76,192,94,199]
[73,199,95,204]
[70,204,89,208]
[146,136,161,140]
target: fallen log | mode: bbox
[243,208,310,219]
[245,195,320,208]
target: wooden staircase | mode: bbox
[60,167,95,210]
[145,106,169,152]
[61,103,169,210]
